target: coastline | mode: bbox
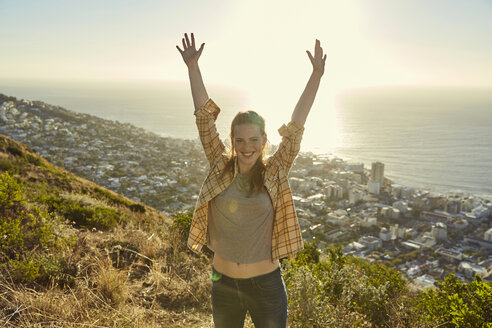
[1,80,492,198]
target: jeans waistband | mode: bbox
[211,266,281,283]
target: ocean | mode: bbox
[1,79,491,199]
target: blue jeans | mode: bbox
[211,266,288,328]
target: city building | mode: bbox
[326,213,350,226]
[458,262,488,279]
[358,236,383,250]
[346,162,364,174]
[428,195,447,211]
[414,274,436,289]
[448,218,468,230]
[368,180,380,195]
[371,162,385,186]
[445,196,462,214]
[390,224,406,239]
[367,162,384,195]
[485,228,492,242]
[420,211,448,222]
[379,227,392,241]
[432,222,448,242]
[348,188,364,204]
[361,217,377,228]
[327,184,344,199]
[436,247,464,263]
[401,241,422,250]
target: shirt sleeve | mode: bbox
[269,121,304,172]
[194,98,226,165]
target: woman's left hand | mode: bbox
[306,39,327,76]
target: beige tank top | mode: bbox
[207,173,274,264]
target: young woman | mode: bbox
[177,33,326,328]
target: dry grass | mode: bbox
[0,135,214,327]
[0,280,213,327]
[61,192,110,209]
[94,255,129,306]
[0,227,213,328]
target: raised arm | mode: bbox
[176,33,209,110]
[291,39,327,127]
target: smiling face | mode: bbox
[232,123,266,173]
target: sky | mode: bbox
[1,0,491,88]
[0,0,491,128]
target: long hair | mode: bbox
[222,110,267,196]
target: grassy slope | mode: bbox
[0,134,213,327]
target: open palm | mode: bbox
[306,39,326,75]
[176,33,205,67]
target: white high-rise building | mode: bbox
[368,162,384,194]
[371,162,385,186]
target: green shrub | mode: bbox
[416,274,492,327]
[0,215,24,258]
[38,255,76,287]
[0,171,68,283]
[94,186,130,206]
[0,171,24,214]
[171,211,192,238]
[168,211,193,253]
[0,209,61,254]
[285,259,372,327]
[64,201,95,225]
[93,186,145,213]
[6,255,42,282]
[6,144,23,157]
[0,157,15,171]
[129,203,145,213]
[293,241,320,266]
[5,254,76,285]
[63,202,120,230]
[349,257,407,298]
[24,153,41,166]
[42,194,121,230]
[284,247,412,328]
[347,257,408,324]
[87,207,120,230]
[40,194,64,212]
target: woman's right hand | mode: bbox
[176,33,205,67]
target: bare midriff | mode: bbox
[213,253,279,279]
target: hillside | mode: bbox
[1,130,491,327]
[0,134,213,327]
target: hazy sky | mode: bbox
[1,0,492,94]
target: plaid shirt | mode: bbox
[188,98,304,260]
